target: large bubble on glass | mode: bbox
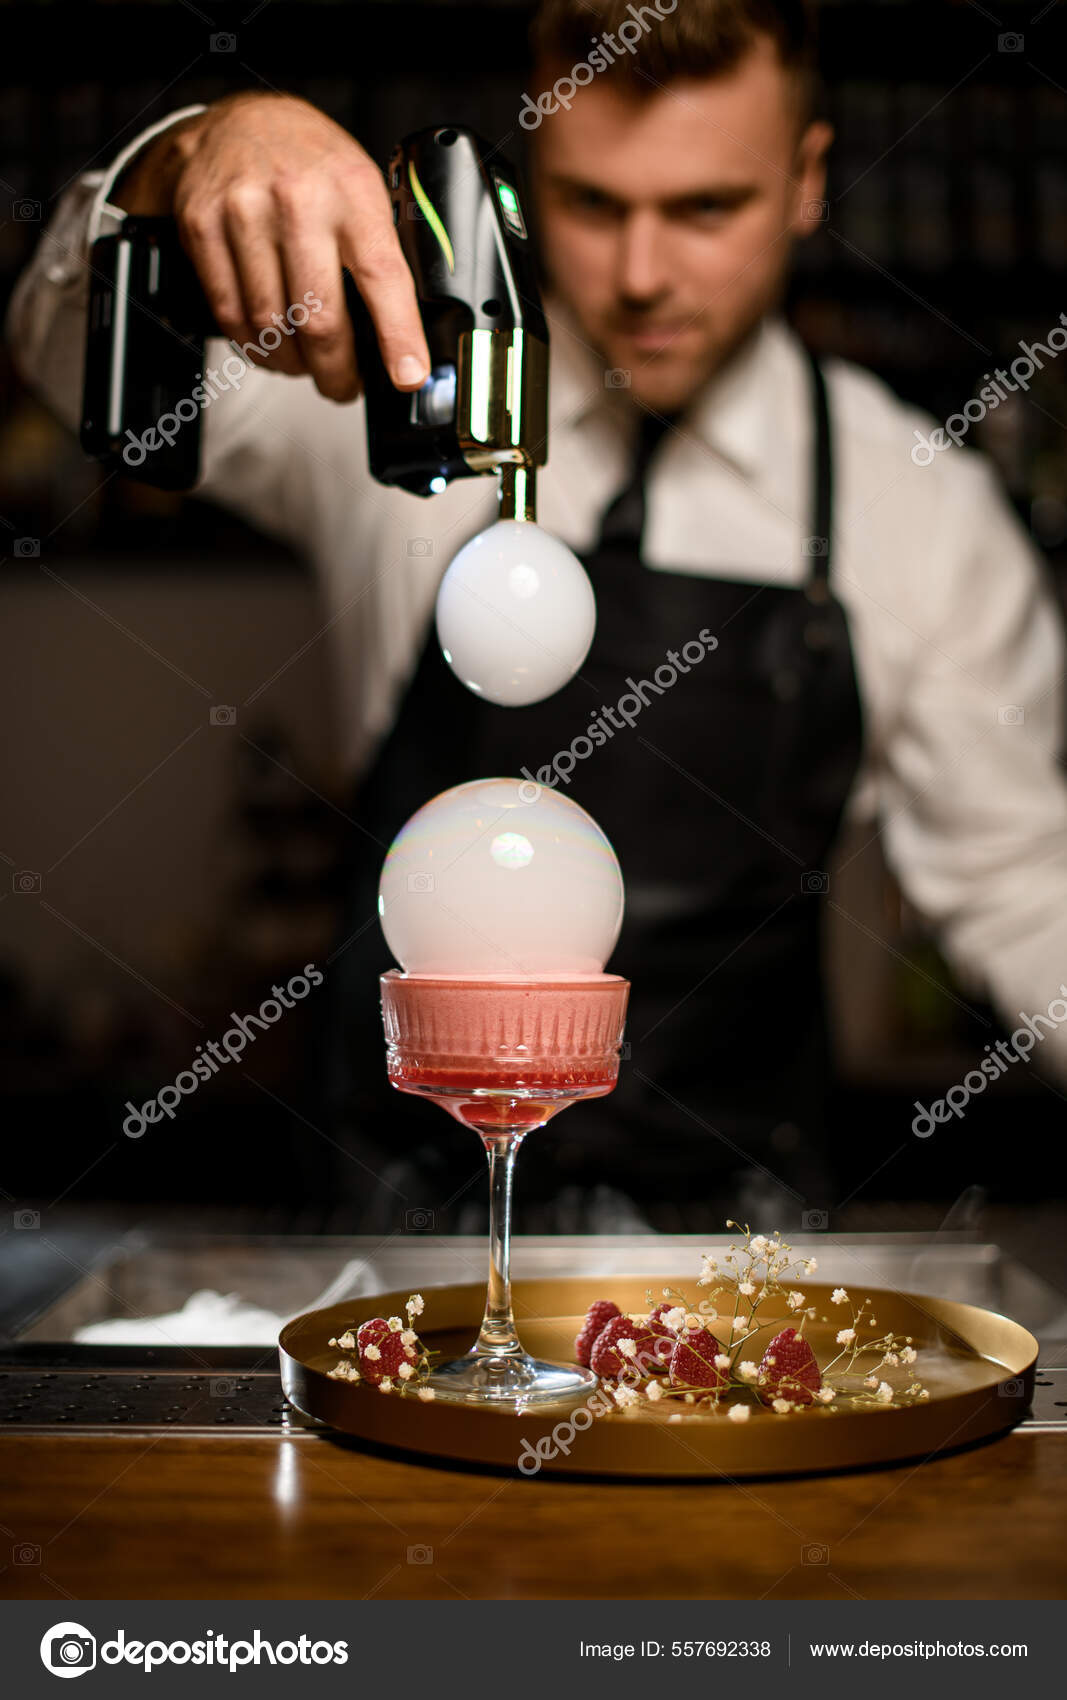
[379,777,624,976]
[435,519,596,706]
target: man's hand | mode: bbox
[114,92,431,403]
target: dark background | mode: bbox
[1,0,1066,1230]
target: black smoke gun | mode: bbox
[80,124,549,518]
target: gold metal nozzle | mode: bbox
[497,463,537,522]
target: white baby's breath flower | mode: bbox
[864,1374,878,1389]
[787,1291,805,1310]
[918,1387,930,1400]
[387,1316,403,1332]
[900,1346,918,1365]
[406,1293,425,1318]
[398,1361,415,1381]
[336,1330,356,1351]
[401,1329,418,1348]
[363,1342,381,1362]
[881,1351,900,1367]
[875,1381,894,1404]
[728,1403,751,1423]
[614,1384,640,1408]
[836,1328,856,1345]
[732,1315,750,1334]
[700,1256,718,1278]
[771,1397,792,1414]
[816,1387,836,1404]
[663,1306,686,1333]
[378,1376,394,1393]
[417,1386,436,1402]
[803,1258,818,1276]
[831,1287,849,1305]
[645,1378,664,1402]
[618,1337,637,1359]
[737,1361,759,1383]
[713,1354,731,1370]
[738,1280,755,1297]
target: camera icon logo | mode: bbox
[210,1378,237,1397]
[13,200,41,222]
[14,537,40,557]
[802,535,829,557]
[13,870,41,895]
[209,705,236,727]
[407,538,433,556]
[517,780,542,804]
[997,704,1024,725]
[406,872,434,893]
[15,1208,40,1230]
[405,1207,435,1232]
[40,1622,97,1678]
[605,368,631,389]
[998,1378,1026,1398]
[804,200,829,221]
[802,1208,829,1231]
[802,1543,830,1565]
[407,1544,433,1565]
[801,870,829,895]
[210,31,237,52]
[14,1542,41,1564]
[998,32,1024,52]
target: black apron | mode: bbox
[320,349,863,1226]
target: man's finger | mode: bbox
[339,171,430,390]
[277,217,360,401]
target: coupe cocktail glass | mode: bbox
[380,970,630,1407]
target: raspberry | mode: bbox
[757,1327,822,1406]
[575,1299,622,1367]
[589,1315,658,1380]
[669,1325,727,1397]
[357,1318,418,1386]
[645,1301,679,1368]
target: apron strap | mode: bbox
[805,346,834,599]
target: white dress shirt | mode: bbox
[9,109,1067,1083]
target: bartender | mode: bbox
[10,0,1067,1229]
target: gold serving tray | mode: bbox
[278,1277,1037,1478]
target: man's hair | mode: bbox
[530,0,819,115]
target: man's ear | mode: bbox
[793,120,834,240]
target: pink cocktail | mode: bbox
[381,970,630,1406]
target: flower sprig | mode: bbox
[589,1223,927,1417]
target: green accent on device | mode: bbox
[494,176,528,239]
[408,160,456,273]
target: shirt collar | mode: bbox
[545,294,788,485]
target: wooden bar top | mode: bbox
[1,1428,1063,1600]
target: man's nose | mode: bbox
[615,211,671,301]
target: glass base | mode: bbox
[426,1351,598,1409]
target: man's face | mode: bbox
[529,35,831,412]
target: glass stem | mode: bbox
[475,1130,526,1359]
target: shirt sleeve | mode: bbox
[876,445,1067,1081]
